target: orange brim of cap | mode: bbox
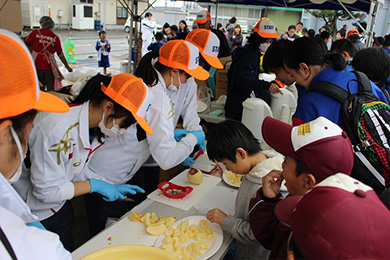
[202,54,223,69]
[184,66,210,81]
[194,19,207,25]
[134,114,153,135]
[257,31,279,39]
[33,91,70,113]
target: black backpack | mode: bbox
[311,71,390,194]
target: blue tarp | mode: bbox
[192,0,372,13]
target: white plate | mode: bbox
[222,171,243,188]
[197,101,208,113]
[154,216,223,260]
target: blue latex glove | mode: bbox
[190,130,207,150]
[174,129,190,142]
[182,156,196,166]
[27,221,46,230]
[89,179,145,202]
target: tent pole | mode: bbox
[133,0,139,74]
[128,0,135,73]
[336,0,366,33]
[215,0,219,26]
[367,1,379,47]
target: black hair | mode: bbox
[170,25,178,32]
[357,21,367,34]
[352,47,390,84]
[98,30,106,36]
[73,75,136,142]
[347,34,361,43]
[217,23,223,30]
[247,32,269,48]
[229,17,236,24]
[383,34,390,47]
[39,16,55,29]
[295,159,307,177]
[301,27,307,34]
[307,29,315,38]
[374,36,384,46]
[155,32,163,41]
[207,119,262,163]
[319,31,330,40]
[321,25,330,32]
[178,20,188,33]
[284,37,346,71]
[288,25,296,31]
[145,12,152,18]
[296,22,303,26]
[337,29,346,38]
[263,39,292,73]
[331,39,355,58]
[6,110,37,153]
[135,51,168,86]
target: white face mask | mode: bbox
[8,127,25,184]
[98,112,126,136]
[260,43,271,53]
[167,71,182,92]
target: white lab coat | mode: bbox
[14,102,106,220]
[0,174,71,259]
[168,77,202,132]
[141,17,156,56]
[84,72,201,184]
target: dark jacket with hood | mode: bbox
[225,44,272,121]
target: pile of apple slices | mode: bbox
[128,211,176,236]
[159,218,217,260]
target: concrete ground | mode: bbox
[23,27,134,75]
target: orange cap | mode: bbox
[347,29,359,37]
[101,74,154,135]
[158,40,210,81]
[186,29,223,69]
[194,10,211,25]
[254,18,279,39]
[0,29,69,119]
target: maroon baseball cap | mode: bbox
[261,116,354,182]
[275,173,390,259]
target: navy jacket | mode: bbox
[225,44,271,121]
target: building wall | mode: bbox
[267,8,301,35]
[46,0,149,27]
[0,0,23,32]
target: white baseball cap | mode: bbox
[254,18,279,39]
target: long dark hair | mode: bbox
[178,20,188,33]
[73,74,136,141]
[284,37,346,71]
[135,51,171,86]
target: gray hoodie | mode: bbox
[222,150,284,260]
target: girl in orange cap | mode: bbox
[0,29,71,259]
[82,38,220,236]
[13,73,154,251]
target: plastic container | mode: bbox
[241,98,273,144]
[270,88,297,124]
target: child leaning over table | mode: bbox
[205,119,284,260]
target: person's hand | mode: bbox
[174,129,190,142]
[190,130,207,150]
[262,170,284,199]
[269,83,282,94]
[66,66,73,72]
[182,156,195,166]
[89,179,145,202]
[27,221,46,230]
[283,34,288,39]
[206,208,227,225]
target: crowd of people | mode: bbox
[1,9,390,260]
